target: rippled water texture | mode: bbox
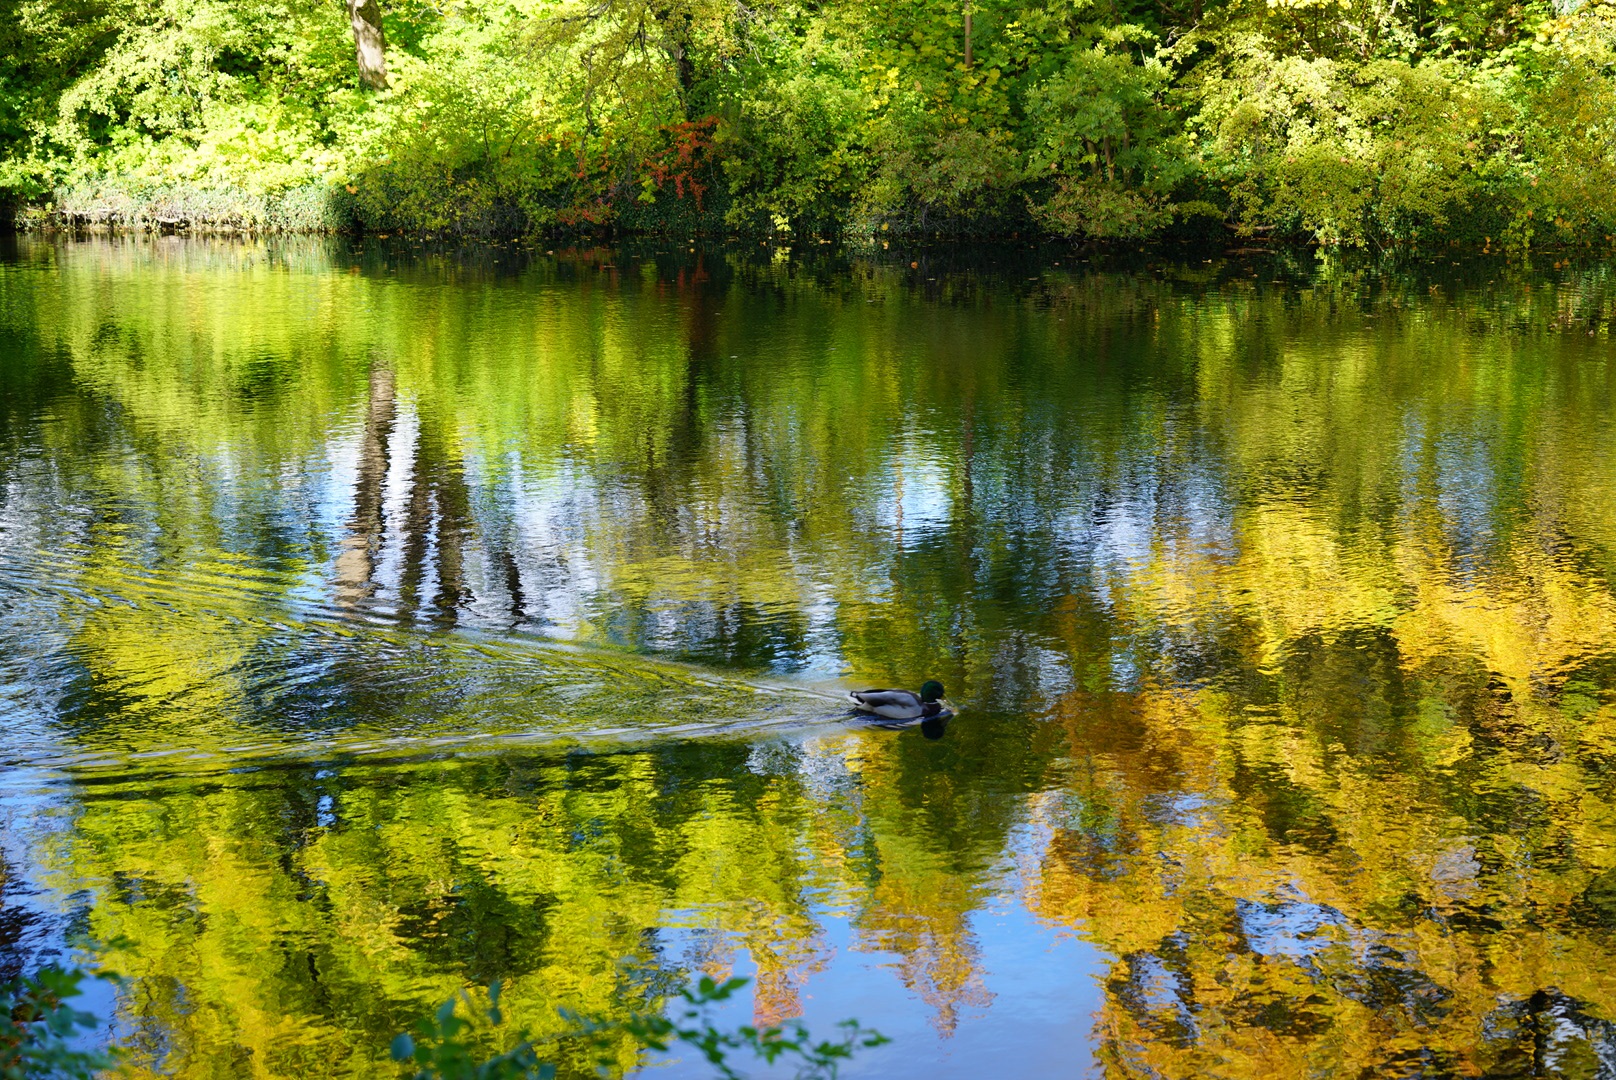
[3,236,1616,1078]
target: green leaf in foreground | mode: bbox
[0,965,117,1080]
[399,974,887,1080]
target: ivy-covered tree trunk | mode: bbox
[346,0,388,89]
[656,5,698,107]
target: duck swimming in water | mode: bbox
[847,680,949,721]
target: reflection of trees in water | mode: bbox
[856,889,993,1038]
[334,367,395,607]
[37,721,1027,1071]
[8,248,1616,1073]
[41,662,1616,1073]
[0,851,42,985]
[397,406,474,626]
[1030,625,1616,1078]
[27,626,1616,1077]
[47,620,1615,1077]
[1098,914,1616,1076]
[335,367,533,629]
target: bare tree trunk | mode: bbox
[347,0,388,90]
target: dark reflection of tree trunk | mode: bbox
[953,397,976,661]
[643,264,717,538]
[398,409,474,627]
[335,368,396,605]
[0,850,37,984]
[497,544,526,625]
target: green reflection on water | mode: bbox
[2,237,1615,1078]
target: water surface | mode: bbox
[3,237,1616,1078]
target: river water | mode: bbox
[1,236,1614,1078]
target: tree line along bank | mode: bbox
[4,0,1616,250]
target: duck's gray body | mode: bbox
[847,689,937,721]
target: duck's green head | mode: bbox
[920,680,945,702]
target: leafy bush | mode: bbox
[1185,47,1498,247]
[391,976,888,1080]
[0,966,116,1080]
[1024,36,1189,239]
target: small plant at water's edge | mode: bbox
[0,966,116,1080]
[392,975,888,1080]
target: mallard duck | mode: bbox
[847,680,948,721]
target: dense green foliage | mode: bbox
[4,0,1616,245]
[0,966,115,1080]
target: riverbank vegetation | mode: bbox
[6,0,1616,247]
